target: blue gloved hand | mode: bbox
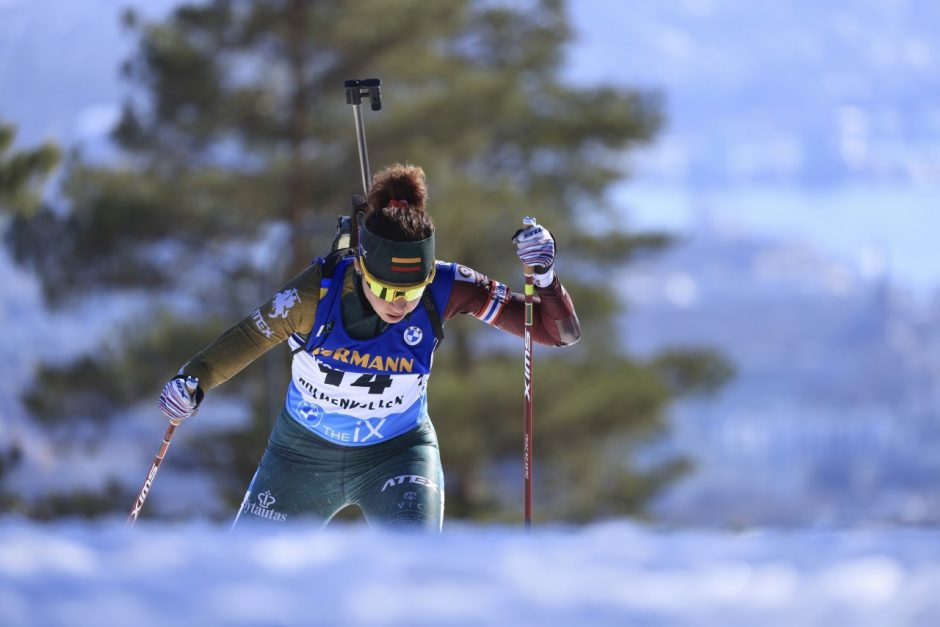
[512,217,556,287]
[158,375,203,423]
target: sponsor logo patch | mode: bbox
[242,490,288,522]
[252,309,274,338]
[381,474,441,495]
[308,346,414,373]
[403,325,423,346]
[269,288,301,319]
[296,400,324,427]
[455,265,476,282]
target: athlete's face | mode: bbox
[356,259,423,324]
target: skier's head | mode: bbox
[355,163,436,322]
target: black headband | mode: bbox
[358,226,435,285]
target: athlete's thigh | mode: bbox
[232,446,346,529]
[351,442,445,531]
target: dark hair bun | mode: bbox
[368,163,428,214]
[365,163,433,241]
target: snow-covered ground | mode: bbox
[1,520,938,626]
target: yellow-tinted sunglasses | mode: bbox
[360,257,436,302]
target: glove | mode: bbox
[512,217,556,288]
[158,375,204,423]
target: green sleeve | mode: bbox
[179,262,323,391]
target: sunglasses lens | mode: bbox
[402,286,424,301]
[365,278,424,302]
[366,279,384,300]
[360,257,434,303]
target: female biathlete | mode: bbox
[158,163,581,531]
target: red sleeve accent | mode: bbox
[442,264,581,347]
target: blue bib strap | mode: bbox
[305,255,354,352]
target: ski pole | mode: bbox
[127,420,179,525]
[522,219,536,531]
[127,378,196,525]
[344,78,382,196]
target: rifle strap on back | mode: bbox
[423,289,445,350]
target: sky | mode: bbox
[2,520,939,626]
[565,0,940,296]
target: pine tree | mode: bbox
[0,122,59,217]
[0,120,60,514]
[4,0,730,521]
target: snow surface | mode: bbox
[1,520,938,627]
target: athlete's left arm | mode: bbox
[442,265,581,347]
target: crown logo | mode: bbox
[257,491,276,509]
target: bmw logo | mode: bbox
[404,326,423,346]
[296,400,323,427]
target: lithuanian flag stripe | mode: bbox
[390,256,423,272]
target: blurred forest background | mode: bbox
[0,0,730,523]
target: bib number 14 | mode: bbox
[318,363,393,395]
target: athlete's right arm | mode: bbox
[177,262,323,391]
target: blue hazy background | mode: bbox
[5,0,939,528]
[567,0,940,528]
